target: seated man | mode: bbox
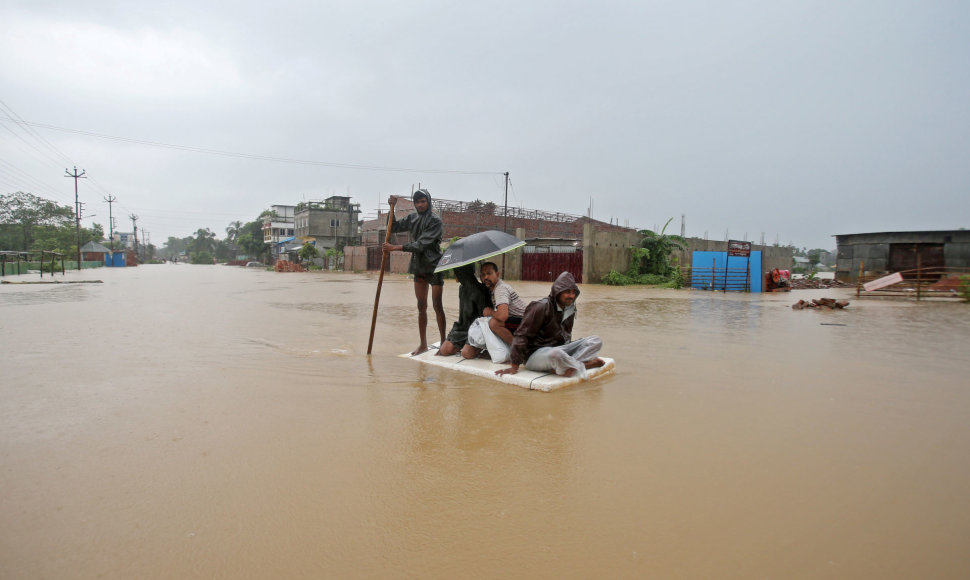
[496,271,605,379]
[461,261,528,361]
[437,264,491,356]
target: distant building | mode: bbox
[262,205,295,262]
[835,229,970,281]
[293,196,362,251]
[115,232,136,250]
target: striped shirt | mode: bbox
[491,280,528,318]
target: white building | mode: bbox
[262,205,295,262]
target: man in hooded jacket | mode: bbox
[383,189,446,355]
[495,271,605,379]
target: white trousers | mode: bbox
[466,317,511,363]
[525,336,603,379]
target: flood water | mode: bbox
[2,265,969,579]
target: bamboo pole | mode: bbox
[857,260,864,297]
[367,198,397,355]
[916,253,922,301]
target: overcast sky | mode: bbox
[2,0,968,251]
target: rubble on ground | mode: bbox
[789,277,852,290]
[792,298,849,310]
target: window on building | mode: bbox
[330,219,340,228]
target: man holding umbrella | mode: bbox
[383,189,446,356]
[432,229,527,360]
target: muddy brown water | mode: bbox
[2,265,969,579]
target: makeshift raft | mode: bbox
[400,344,615,392]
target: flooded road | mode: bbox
[2,265,969,579]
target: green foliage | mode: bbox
[601,268,684,287]
[626,247,650,278]
[466,199,498,214]
[960,275,970,302]
[298,242,320,262]
[190,251,214,264]
[190,228,216,254]
[602,270,629,286]
[662,266,686,289]
[637,217,686,276]
[1,191,78,251]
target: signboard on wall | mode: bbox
[727,240,752,257]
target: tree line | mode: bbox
[160,212,271,264]
[0,191,105,256]
[1,191,271,265]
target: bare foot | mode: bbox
[562,368,576,378]
[584,358,606,369]
[410,345,429,356]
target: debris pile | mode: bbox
[790,277,852,290]
[792,298,849,310]
[274,260,307,272]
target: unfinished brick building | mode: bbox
[358,197,637,282]
[361,197,632,246]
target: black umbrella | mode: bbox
[434,230,526,273]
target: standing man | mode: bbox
[383,189,446,355]
[495,271,605,378]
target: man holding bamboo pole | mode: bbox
[382,189,446,355]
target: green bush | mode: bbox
[601,269,684,287]
[190,251,213,264]
[602,270,631,285]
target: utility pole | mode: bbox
[104,195,117,251]
[502,171,510,273]
[681,214,686,238]
[129,214,139,262]
[65,166,86,270]
[503,171,509,233]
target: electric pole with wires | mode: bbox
[104,194,116,251]
[65,166,86,270]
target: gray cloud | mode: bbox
[2,0,968,250]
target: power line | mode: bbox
[0,99,74,167]
[2,116,504,176]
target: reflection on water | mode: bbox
[2,266,969,579]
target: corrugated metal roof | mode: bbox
[80,241,111,253]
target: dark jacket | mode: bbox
[509,272,580,365]
[446,264,491,347]
[390,194,443,277]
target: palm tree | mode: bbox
[638,217,687,276]
[225,221,243,249]
[191,228,216,254]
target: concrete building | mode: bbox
[262,205,295,262]
[115,232,136,250]
[294,196,361,251]
[835,229,970,281]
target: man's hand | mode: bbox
[482,306,494,317]
[383,242,402,253]
[387,195,399,206]
[495,364,519,376]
